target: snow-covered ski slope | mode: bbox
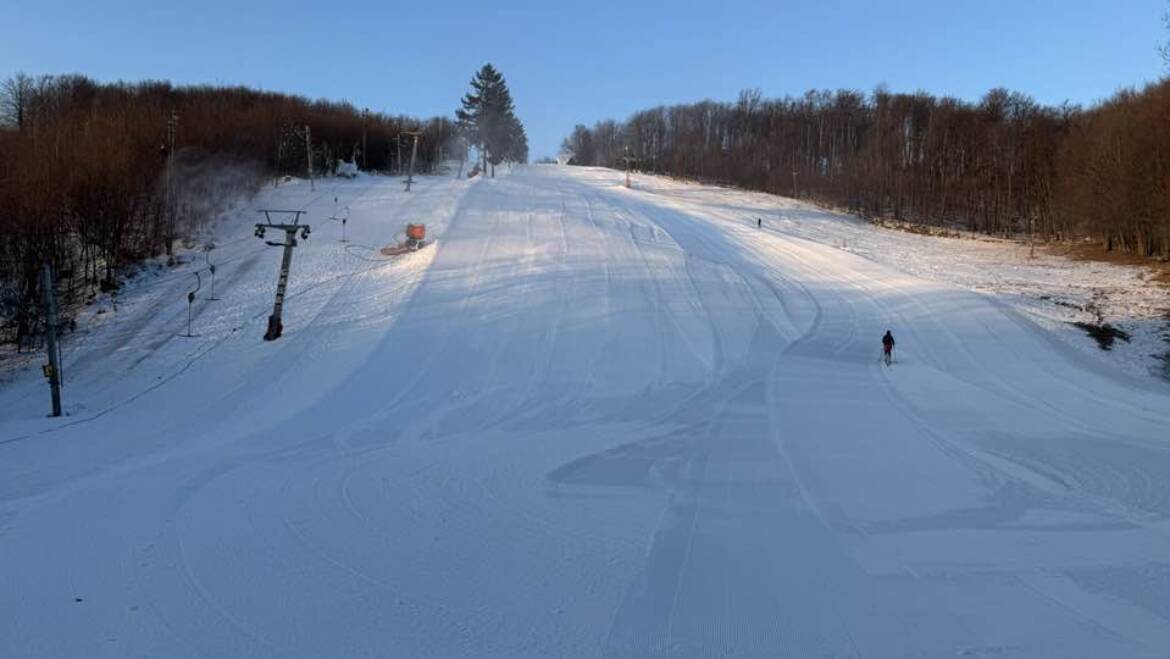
[3,165,1170,657]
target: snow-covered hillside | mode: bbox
[2,166,1170,657]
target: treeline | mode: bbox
[562,80,1170,259]
[0,74,457,348]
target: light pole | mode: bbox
[165,110,178,258]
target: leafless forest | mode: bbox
[563,81,1170,259]
[0,74,457,348]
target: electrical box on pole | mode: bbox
[205,245,220,301]
[255,210,310,341]
[329,207,350,243]
[181,271,202,338]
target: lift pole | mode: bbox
[255,210,310,341]
[622,150,640,188]
[404,131,421,192]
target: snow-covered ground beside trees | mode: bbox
[2,166,1170,657]
[627,173,1170,382]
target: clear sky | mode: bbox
[2,0,1166,159]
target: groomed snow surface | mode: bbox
[2,166,1170,657]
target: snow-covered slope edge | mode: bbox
[624,169,1170,382]
[0,173,472,439]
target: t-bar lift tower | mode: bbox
[403,131,422,192]
[622,150,640,188]
[255,210,311,341]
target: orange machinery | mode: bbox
[406,224,426,249]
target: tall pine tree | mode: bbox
[456,64,525,176]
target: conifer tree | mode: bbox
[504,114,528,164]
[455,64,525,176]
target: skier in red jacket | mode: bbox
[882,330,895,365]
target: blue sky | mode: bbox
[2,0,1166,159]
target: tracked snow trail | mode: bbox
[3,166,1170,657]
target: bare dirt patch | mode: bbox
[1047,242,1170,284]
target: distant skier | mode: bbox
[757,217,762,229]
[882,330,895,365]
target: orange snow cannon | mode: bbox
[405,223,427,250]
[380,224,429,256]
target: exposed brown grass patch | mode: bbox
[1047,242,1170,282]
[869,217,967,240]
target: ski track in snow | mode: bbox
[2,166,1170,657]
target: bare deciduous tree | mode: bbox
[0,72,34,129]
[565,80,1170,261]
[0,75,459,349]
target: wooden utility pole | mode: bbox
[305,125,314,191]
[42,264,62,417]
[404,131,421,192]
[255,210,310,341]
[396,134,403,175]
[165,111,178,257]
[362,109,369,169]
[274,135,283,188]
[1029,214,1036,259]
